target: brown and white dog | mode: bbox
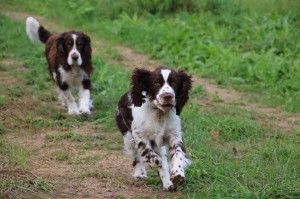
[26,17,93,114]
[115,67,192,191]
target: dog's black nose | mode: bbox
[161,93,174,101]
[71,53,79,60]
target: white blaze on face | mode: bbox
[67,34,83,66]
[156,69,175,105]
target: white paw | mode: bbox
[79,106,91,115]
[133,165,147,179]
[133,171,147,179]
[59,100,67,107]
[68,106,80,115]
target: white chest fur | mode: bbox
[58,65,87,87]
[131,100,181,145]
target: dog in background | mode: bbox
[26,17,93,114]
[115,67,192,191]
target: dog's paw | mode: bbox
[170,174,185,186]
[133,173,147,180]
[133,164,147,180]
[68,108,80,115]
[163,184,177,192]
[79,107,91,115]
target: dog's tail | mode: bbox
[26,17,51,44]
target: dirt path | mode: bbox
[1,8,300,199]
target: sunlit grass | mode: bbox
[0,4,300,198]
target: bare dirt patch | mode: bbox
[5,125,178,198]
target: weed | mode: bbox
[0,95,8,107]
[0,124,7,135]
[190,85,207,99]
[104,47,123,60]
[0,171,54,198]
[74,154,101,164]
[0,138,29,169]
[55,152,69,161]
[79,169,110,179]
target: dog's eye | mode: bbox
[154,82,161,87]
[77,41,82,46]
[170,81,176,87]
[66,42,72,46]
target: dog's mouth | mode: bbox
[161,103,174,110]
[156,102,174,112]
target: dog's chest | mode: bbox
[132,107,175,140]
[59,65,86,87]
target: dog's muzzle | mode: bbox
[157,93,175,112]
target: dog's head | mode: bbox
[131,67,192,115]
[57,31,91,67]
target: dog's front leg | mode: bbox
[168,134,191,186]
[156,146,176,192]
[132,131,162,168]
[78,79,92,114]
[60,83,80,115]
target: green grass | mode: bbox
[74,154,101,164]
[55,151,69,161]
[179,104,300,198]
[0,173,53,198]
[0,138,30,169]
[45,131,106,142]
[0,4,300,199]
[6,0,300,112]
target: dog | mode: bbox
[26,17,93,114]
[115,67,192,191]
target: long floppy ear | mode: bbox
[176,71,192,115]
[56,33,66,55]
[130,68,151,107]
[82,33,93,73]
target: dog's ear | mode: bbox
[57,33,66,55]
[131,68,151,107]
[176,71,192,115]
[81,33,93,73]
[83,33,91,58]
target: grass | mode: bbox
[0,3,300,199]
[0,174,54,198]
[0,138,29,169]
[6,0,300,112]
